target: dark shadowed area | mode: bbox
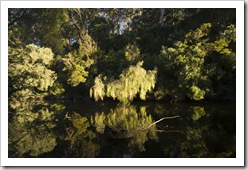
[8,101,235,158]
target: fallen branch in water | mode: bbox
[140,115,180,130]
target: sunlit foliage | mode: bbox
[90,61,157,103]
[8,8,236,102]
[161,23,236,100]
[62,35,96,87]
[9,44,57,100]
[90,75,105,101]
[107,61,157,103]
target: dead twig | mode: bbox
[140,115,180,130]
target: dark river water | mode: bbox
[8,100,236,158]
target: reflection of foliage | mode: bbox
[179,106,210,157]
[91,105,155,134]
[91,112,106,134]
[106,106,153,131]
[91,105,158,153]
[71,130,100,158]
[181,126,209,158]
[190,106,206,121]
[9,124,57,157]
[179,104,236,158]
[154,103,168,116]
[9,99,64,123]
[8,100,65,157]
[71,113,89,135]
[128,123,157,153]
[65,112,100,158]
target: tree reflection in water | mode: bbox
[8,100,65,157]
[8,101,236,158]
[64,112,100,158]
[91,105,158,155]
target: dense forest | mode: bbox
[8,8,236,104]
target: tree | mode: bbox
[8,8,69,54]
[62,36,96,87]
[9,44,57,100]
[160,23,236,101]
[90,61,157,103]
[8,8,236,102]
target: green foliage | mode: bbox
[8,100,65,157]
[62,35,96,87]
[90,75,105,101]
[48,82,65,96]
[8,8,237,159]
[71,113,90,135]
[91,105,157,152]
[125,43,141,63]
[9,44,57,100]
[96,49,127,77]
[91,112,106,134]
[190,106,206,121]
[106,61,157,103]
[161,23,236,101]
[90,61,157,103]
[8,8,236,102]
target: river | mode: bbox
[8,100,236,158]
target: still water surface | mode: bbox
[8,100,236,158]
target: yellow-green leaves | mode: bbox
[90,61,157,103]
[190,106,206,121]
[9,44,57,100]
[185,23,212,43]
[161,23,236,101]
[62,34,96,87]
[27,44,54,65]
[90,75,105,101]
[125,43,141,63]
[189,86,205,101]
[108,61,157,103]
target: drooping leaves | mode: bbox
[90,61,157,103]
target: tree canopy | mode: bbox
[8,8,236,103]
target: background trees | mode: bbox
[8,8,236,102]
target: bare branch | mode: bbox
[141,115,180,130]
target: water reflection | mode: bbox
[91,105,158,154]
[8,100,236,158]
[8,100,65,157]
[64,112,100,158]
